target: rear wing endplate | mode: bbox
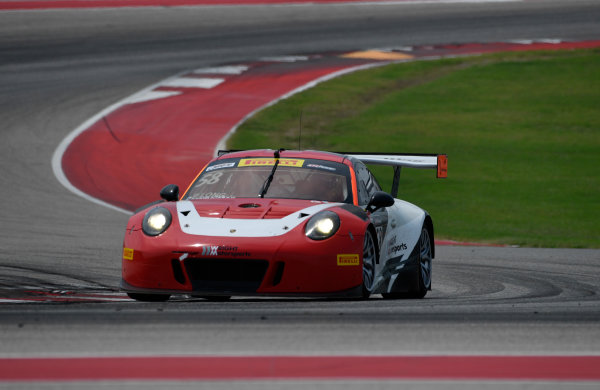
[347,153,447,197]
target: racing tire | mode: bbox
[382,226,432,299]
[127,293,171,302]
[361,230,377,299]
[414,226,432,298]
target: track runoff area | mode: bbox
[0,39,581,383]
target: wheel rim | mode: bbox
[419,228,432,290]
[363,232,377,293]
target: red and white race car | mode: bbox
[121,149,447,301]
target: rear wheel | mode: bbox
[382,226,432,299]
[127,293,170,302]
[361,230,377,298]
[415,227,433,298]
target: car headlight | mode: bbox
[305,210,340,240]
[142,207,172,236]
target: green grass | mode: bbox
[227,49,600,248]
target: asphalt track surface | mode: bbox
[1,0,600,388]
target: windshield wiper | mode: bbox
[259,149,284,198]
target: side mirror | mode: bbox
[366,191,395,213]
[160,184,179,202]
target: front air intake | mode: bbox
[183,258,268,293]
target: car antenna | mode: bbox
[298,109,303,150]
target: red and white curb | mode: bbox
[52,52,389,212]
[1,355,599,381]
[52,39,600,214]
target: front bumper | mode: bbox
[122,228,365,297]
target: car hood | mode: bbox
[176,199,342,238]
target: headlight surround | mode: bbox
[142,207,172,236]
[305,210,340,240]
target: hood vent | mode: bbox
[239,203,261,209]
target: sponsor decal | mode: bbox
[386,235,407,256]
[123,247,134,260]
[206,162,236,172]
[239,158,304,167]
[195,192,231,199]
[375,225,386,249]
[388,243,408,257]
[337,254,360,266]
[306,163,336,172]
[201,245,250,257]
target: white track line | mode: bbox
[126,90,181,104]
[259,55,309,62]
[160,77,224,89]
[193,65,249,75]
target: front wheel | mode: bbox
[361,230,377,298]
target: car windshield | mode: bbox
[184,157,352,203]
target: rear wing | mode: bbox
[347,153,447,198]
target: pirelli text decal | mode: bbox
[239,158,304,167]
[337,254,360,266]
[123,247,134,260]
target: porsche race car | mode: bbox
[121,149,447,301]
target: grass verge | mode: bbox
[227,49,600,248]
